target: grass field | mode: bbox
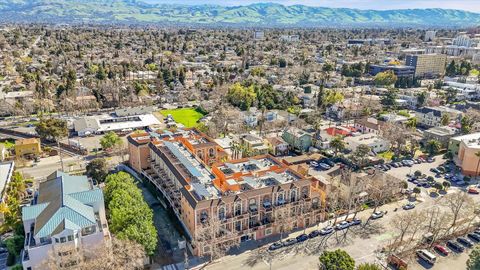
[160,108,206,128]
[0,140,15,150]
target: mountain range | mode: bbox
[1,0,480,27]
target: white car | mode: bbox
[335,221,350,230]
[403,202,415,210]
[371,211,385,219]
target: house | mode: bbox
[0,144,6,161]
[414,106,463,128]
[15,138,41,158]
[423,126,458,148]
[241,134,269,155]
[73,113,161,136]
[21,171,110,270]
[354,117,387,135]
[0,161,14,225]
[265,137,289,156]
[282,127,313,153]
[344,133,390,154]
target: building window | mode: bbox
[67,235,74,241]
[218,207,226,220]
[277,193,285,205]
[234,202,242,216]
[265,228,272,235]
[200,210,208,224]
[290,189,297,202]
[60,237,66,243]
[301,187,308,199]
[40,237,51,244]
[235,221,242,231]
[249,199,257,212]
[312,198,319,209]
[82,226,96,236]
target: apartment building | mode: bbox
[405,54,447,78]
[457,137,480,176]
[128,130,326,257]
[21,171,110,270]
[15,138,41,158]
[344,133,390,154]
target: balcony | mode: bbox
[248,205,258,215]
[262,201,272,211]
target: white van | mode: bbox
[416,249,436,264]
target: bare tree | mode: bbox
[441,192,474,234]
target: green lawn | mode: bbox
[160,108,206,128]
[0,140,15,150]
[378,151,394,160]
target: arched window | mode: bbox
[290,189,297,202]
[249,199,257,212]
[301,186,309,199]
[312,198,319,209]
[208,148,215,158]
[218,207,226,220]
[200,210,208,223]
[277,193,285,205]
[234,202,242,216]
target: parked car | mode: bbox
[446,240,464,252]
[430,168,441,174]
[348,218,362,226]
[319,226,334,235]
[468,188,479,194]
[308,230,321,239]
[427,157,435,163]
[371,211,385,219]
[434,244,449,256]
[283,238,298,247]
[322,159,335,167]
[310,161,318,167]
[318,163,331,169]
[468,233,480,242]
[268,242,284,251]
[457,237,473,248]
[296,234,309,242]
[335,221,350,230]
[391,163,399,168]
[403,202,415,210]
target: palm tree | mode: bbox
[426,139,441,157]
[475,151,480,181]
[330,136,345,156]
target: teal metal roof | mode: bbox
[23,171,104,238]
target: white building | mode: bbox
[73,113,161,136]
[344,133,390,154]
[453,35,473,47]
[425,30,436,42]
[22,171,110,270]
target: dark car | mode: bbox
[391,163,399,168]
[430,168,441,174]
[348,218,362,226]
[468,233,480,242]
[458,237,473,247]
[296,234,309,242]
[268,242,284,251]
[308,230,321,238]
[323,159,335,167]
[283,238,298,247]
[384,164,392,169]
[447,240,465,252]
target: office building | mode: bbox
[405,54,447,78]
[369,64,415,78]
[424,30,436,42]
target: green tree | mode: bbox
[100,131,123,151]
[467,245,480,270]
[319,249,355,270]
[35,118,68,142]
[380,88,398,111]
[416,91,427,108]
[354,144,371,167]
[330,136,345,156]
[425,139,441,156]
[446,60,457,76]
[86,158,109,184]
[461,115,474,134]
[443,181,451,190]
[441,114,450,126]
[374,70,397,86]
[104,172,158,256]
[357,263,382,270]
[434,182,443,192]
[413,187,421,197]
[406,117,417,129]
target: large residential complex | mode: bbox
[128,128,326,256]
[451,133,480,176]
[21,171,110,270]
[405,54,447,78]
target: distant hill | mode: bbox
[1,1,480,27]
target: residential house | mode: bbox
[353,117,387,135]
[282,127,313,153]
[0,161,14,225]
[415,106,463,128]
[21,171,110,270]
[344,133,390,154]
[423,126,458,148]
[241,134,269,155]
[265,137,289,156]
[15,138,41,158]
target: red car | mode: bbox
[468,188,479,194]
[434,244,449,256]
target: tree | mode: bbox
[433,182,443,192]
[100,131,123,151]
[374,70,397,86]
[467,245,480,270]
[353,144,371,167]
[406,117,417,130]
[416,91,427,108]
[461,115,474,134]
[441,114,450,126]
[441,192,474,234]
[443,181,451,190]
[357,263,381,270]
[446,60,457,77]
[35,117,68,170]
[413,187,421,197]
[380,88,398,111]
[330,136,345,156]
[86,158,109,183]
[319,249,355,270]
[425,139,441,156]
[104,172,158,255]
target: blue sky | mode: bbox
[143,0,480,12]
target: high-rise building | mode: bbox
[424,30,436,42]
[405,54,447,78]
